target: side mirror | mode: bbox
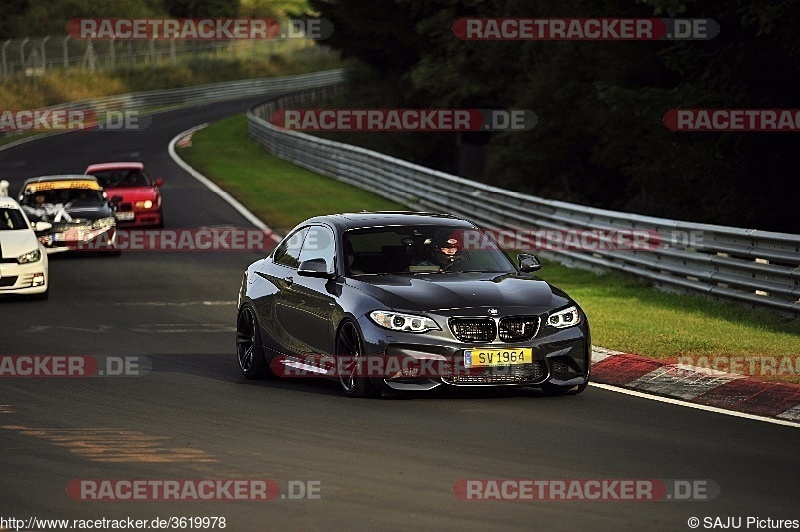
[33,221,52,232]
[297,258,334,278]
[517,253,542,272]
[154,178,164,187]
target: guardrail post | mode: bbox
[62,36,70,69]
[82,40,97,73]
[19,37,28,74]
[2,39,10,80]
[40,35,49,74]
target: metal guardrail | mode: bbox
[248,87,800,315]
[47,68,344,114]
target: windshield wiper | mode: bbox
[442,270,504,274]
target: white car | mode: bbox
[0,195,50,299]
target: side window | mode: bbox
[273,227,307,268]
[298,225,336,271]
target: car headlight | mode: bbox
[369,311,440,333]
[17,248,41,264]
[134,200,154,209]
[92,217,116,229]
[547,306,580,328]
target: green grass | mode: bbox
[536,263,800,361]
[177,115,403,230]
[179,114,800,381]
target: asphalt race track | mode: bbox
[1,97,798,531]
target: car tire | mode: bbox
[336,320,380,398]
[236,304,270,380]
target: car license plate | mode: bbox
[464,348,532,368]
[116,212,135,220]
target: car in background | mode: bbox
[237,212,590,398]
[84,162,164,228]
[0,195,50,299]
[18,175,118,255]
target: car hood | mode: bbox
[0,229,39,259]
[105,187,158,202]
[23,202,113,223]
[348,273,571,314]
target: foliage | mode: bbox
[308,0,800,232]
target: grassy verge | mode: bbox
[177,115,403,230]
[179,114,800,382]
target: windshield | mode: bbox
[0,207,28,230]
[88,169,150,188]
[344,225,516,276]
[20,188,105,206]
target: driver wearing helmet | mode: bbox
[416,235,464,271]
[433,237,462,265]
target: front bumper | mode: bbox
[0,260,48,295]
[40,226,116,254]
[115,208,162,227]
[359,320,590,392]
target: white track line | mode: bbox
[590,382,800,429]
[167,124,281,241]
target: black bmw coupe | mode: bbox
[237,212,590,398]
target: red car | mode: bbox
[84,162,164,228]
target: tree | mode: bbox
[307,0,423,75]
[162,0,240,18]
[0,0,30,39]
[12,0,167,36]
[300,0,800,230]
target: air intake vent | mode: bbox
[444,361,547,385]
[449,318,497,343]
[498,316,539,342]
